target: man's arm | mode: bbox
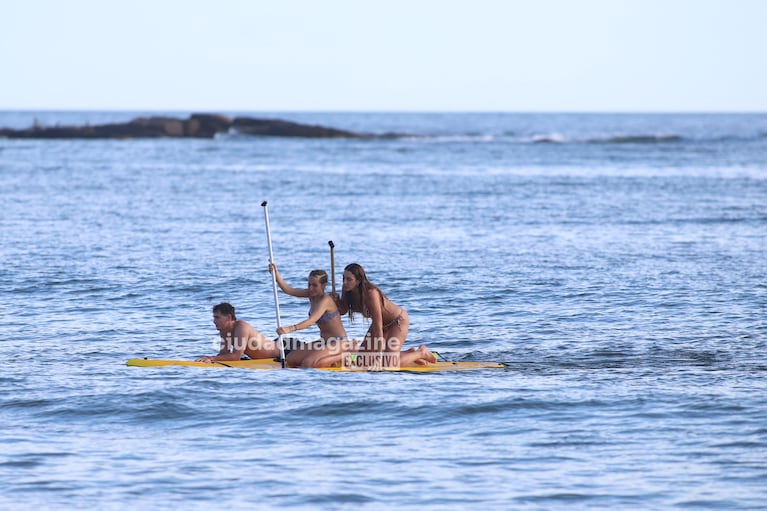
[195,340,232,363]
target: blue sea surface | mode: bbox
[1,112,766,510]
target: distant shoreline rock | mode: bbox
[0,113,366,139]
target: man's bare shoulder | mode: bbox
[234,320,264,338]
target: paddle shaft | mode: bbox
[328,240,336,296]
[261,201,286,367]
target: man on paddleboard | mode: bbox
[196,302,280,362]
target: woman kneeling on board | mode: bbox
[269,264,355,368]
[337,263,436,369]
[196,302,279,362]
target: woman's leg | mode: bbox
[383,311,436,366]
[400,345,437,366]
[382,312,425,368]
[383,312,408,352]
[285,342,312,368]
[356,312,433,368]
[301,338,356,368]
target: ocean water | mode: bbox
[1,112,766,510]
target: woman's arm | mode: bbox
[277,296,335,335]
[332,291,349,315]
[269,263,309,298]
[365,288,385,352]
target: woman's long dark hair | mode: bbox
[341,263,385,322]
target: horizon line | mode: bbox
[1,108,766,115]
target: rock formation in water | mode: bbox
[0,113,364,139]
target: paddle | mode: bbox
[262,201,286,367]
[328,240,336,296]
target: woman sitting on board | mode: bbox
[337,263,436,369]
[269,264,355,368]
[196,302,279,363]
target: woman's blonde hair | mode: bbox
[308,269,328,285]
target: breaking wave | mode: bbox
[374,132,689,145]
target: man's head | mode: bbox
[212,302,236,331]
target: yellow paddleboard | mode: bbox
[126,358,504,372]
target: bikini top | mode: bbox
[315,309,340,325]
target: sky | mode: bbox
[3,0,766,112]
